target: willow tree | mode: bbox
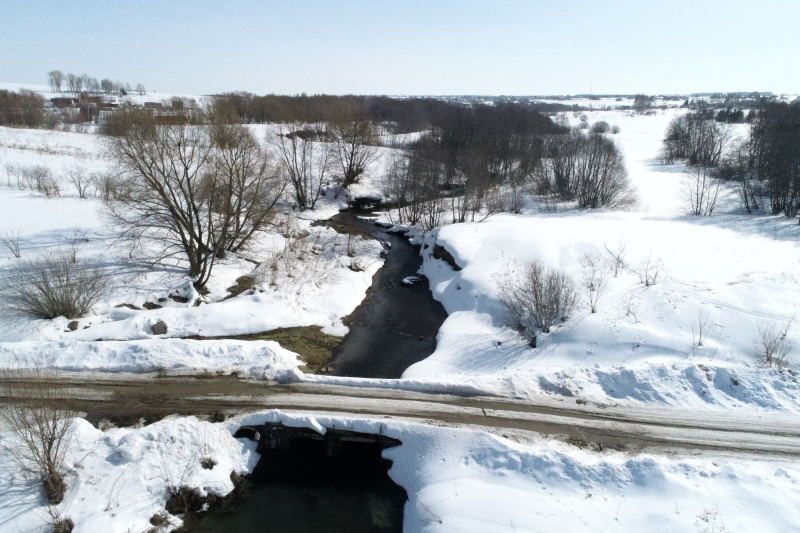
[107,112,285,288]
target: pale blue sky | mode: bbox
[2,0,798,96]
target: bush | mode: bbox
[756,320,792,368]
[12,165,61,197]
[496,261,578,346]
[661,114,730,167]
[0,252,108,319]
[590,121,610,134]
[533,131,635,209]
[1,367,77,504]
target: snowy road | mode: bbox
[4,374,800,457]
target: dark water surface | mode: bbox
[192,434,406,533]
[321,211,449,378]
[190,211,446,532]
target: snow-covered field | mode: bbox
[391,110,800,412]
[2,86,800,532]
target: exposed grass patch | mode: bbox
[223,275,255,300]
[189,326,341,373]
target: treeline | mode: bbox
[0,89,45,127]
[47,70,145,95]
[662,100,800,218]
[209,93,634,228]
[742,102,800,216]
[385,103,634,228]
[213,92,469,133]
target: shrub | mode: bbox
[0,229,22,258]
[684,165,721,216]
[0,251,108,319]
[16,165,61,197]
[1,367,77,505]
[590,121,610,134]
[534,131,635,209]
[756,320,792,368]
[496,261,578,346]
[580,254,609,313]
[661,114,730,167]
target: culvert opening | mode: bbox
[191,422,407,533]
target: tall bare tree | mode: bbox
[107,112,284,288]
[47,70,65,93]
[208,122,286,255]
[269,127,333,209]
[330,105,379,187]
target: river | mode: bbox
[319,210,448,379]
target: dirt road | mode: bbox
[3,373,800,457]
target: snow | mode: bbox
[0,415,258,532]
[2,85,800,531]
[0,338,303,380]
[376,108,800,411]
[3,410,798,533]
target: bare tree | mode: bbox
[407,135,447,231]
[108,113,284,288]
[1,366,78,504]
[381,149,427,226]
[66,73,77,93]
[91,171,121,202]
[74,74,84,93]
[756,319,792,369]
[100,78,114,94]
[604,238,628,277]
[722,140,762,213]
[208,122,286,255]
[662,115,731,167]
[330,106,379,187]
[637,250,663,286]
[0,229,22,258]
[65,166,93,198]
[748,102,800,218]
[269,127,332,210]
[580,254,609,313]
[47,70,65,93]
[107,115,215,286]
[496,261,578,347]
[87,77,100,94]
[684,165,722,216]
[692,308,711,347]
[80,74,90,93]
[19,165,60,197]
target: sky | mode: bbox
[2,0,799,97]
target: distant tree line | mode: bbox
[0,89,45,127]
[733,102,800,217]
[663,99,800,219]
[47,70,145,96]
[211,92,469,134]
[384,103,634,228]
